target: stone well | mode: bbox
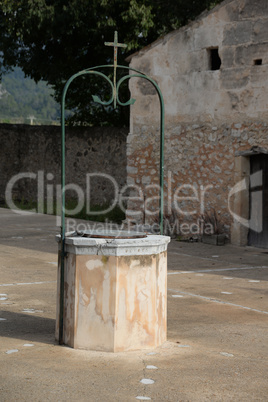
[55,231,170,352]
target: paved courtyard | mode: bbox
[0,208,267,401]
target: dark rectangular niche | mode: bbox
[208,47,221,71]
[254,59,263,66]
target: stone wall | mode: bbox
[126,0,268,242]
[0,124,128,207]
[128,0,268,126]
[127,120,268,233]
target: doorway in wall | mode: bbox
[248,153,268,248]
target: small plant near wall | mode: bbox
[199,209,226,245]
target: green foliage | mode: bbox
[0,197,126,224]
[0,66,60,123]
[0,0,221,126]
[64,200,125,223]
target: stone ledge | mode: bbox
[56,234,170,256]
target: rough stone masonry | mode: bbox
[126,0,268,246]
[0,124,128,207]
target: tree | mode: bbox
[0,0,221,126]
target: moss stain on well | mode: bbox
[101,255,109,264]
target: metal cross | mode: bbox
[105,31,127,107]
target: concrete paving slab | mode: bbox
[0,208,268,401]
[168,270,268,311]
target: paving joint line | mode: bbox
[167,265,268,274]
[168,251,263,266]
[0,281,57,287]
[168,288,268,315]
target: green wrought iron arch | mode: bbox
[61,65,165,240]
[59,36,165,344]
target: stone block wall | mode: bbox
[0,124,127,207]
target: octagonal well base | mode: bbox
[55,234,170,352]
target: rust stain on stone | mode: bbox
[57,247,167,351]
[76,255,116,322]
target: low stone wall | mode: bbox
[0,124,128,207]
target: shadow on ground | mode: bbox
[0,311,55,344]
